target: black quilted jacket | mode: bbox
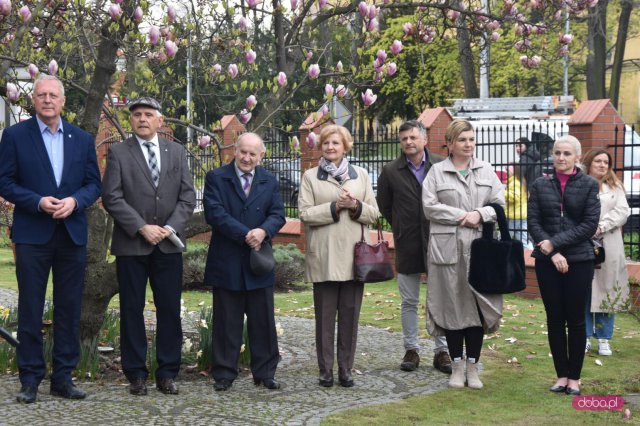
[527,169,601,262]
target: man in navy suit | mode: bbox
[203,132,286,391]
[0,75,101,403]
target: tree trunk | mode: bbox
[608,0,632,108]
[457,18,479,98]
[586,0,608,100]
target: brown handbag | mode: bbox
[354,223,394,283]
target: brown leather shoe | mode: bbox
[156,378,179,395]
[433,351,452,374]
[129,378,148,396]
[400,349,420,371]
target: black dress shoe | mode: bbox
[213,379,233,391]
[549,384,567,393]
[129,378,148,396]
[156,378,179,395]
[50,382,86,400]
[319,378,334,387]
[339,377,354,387]
[254,378,281,389]
[566,387,581,396]
[16,384,38,404]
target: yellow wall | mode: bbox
[617,35,640,127]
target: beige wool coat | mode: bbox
[422,157,505,336]
[590,183,630,312]
[299,165,380,283]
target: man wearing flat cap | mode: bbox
[102,97,196,396]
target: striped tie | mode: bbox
[242,173,251,196]
[143,141,159,186]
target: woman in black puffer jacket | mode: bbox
[528,135,600,396]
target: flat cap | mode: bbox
[128,97,162,112]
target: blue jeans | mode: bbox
[585,309,615,340]
[507,219,533,249]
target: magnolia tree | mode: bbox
[0,0,596,342]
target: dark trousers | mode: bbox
[536,259,594,380]
[116,248,183,382]
[444,327,484,362]
[212,286,279,381]
[15,225,86,386]
[313,281,364,378]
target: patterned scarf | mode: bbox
[319,156,350,183]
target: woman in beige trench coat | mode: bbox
[422,119,505,390]
[299,125,379,388]
[582,149,630,357]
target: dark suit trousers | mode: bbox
[15,224,87,386]
[313,281,364,378]
[116,248,183,382]
[212,286,279,381]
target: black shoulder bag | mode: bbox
[468,203,526,294]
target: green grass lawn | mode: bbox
[1,240,637,424]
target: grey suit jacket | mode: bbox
[102,136,196,256]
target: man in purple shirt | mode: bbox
[376,120,450,374]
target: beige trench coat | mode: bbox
[591,184,630,312]
[299,165,380,283]
[422,157,505,336]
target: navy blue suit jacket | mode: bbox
[0,116,102,245]
[203,162,286,291]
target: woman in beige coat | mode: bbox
[582,150,630,356]
[299,124,379,388]
[422,119,505,390]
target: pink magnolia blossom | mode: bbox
[336,84,348,98]
[557,45,569,56]
[373,58,382,72]
[367,5,378,19]
[366,18,378,32]
[198,135,211,150]
[247,0,260,9]
[167,5,176,23]
[387,62,397,76]
[108,4,122,20]
[31,27,41,36]
[290,0,298,11]
[149,26,161,45]
[156,51,167,61]
[48,59,58,75]
[491,32,500,42]
[520,55,541,69]
[336,61,344,72]
[0,0,11,17]
[291,136,300,150]
[228,64,239,79]
[245,49,257,65]
[324,84,334,97]
[486,20,500,31]
[6,83,19,102]
[361,89,377,107]
[373,71,382,82]
[277,71,287,86]
[165,40,178,57]
[246,95,258,110]
[446,9,460,21]
[390,40,403,55]
[213,64,222,74]
[554,9,563,20]
[306,51,313,61]
[19,5,32,22]
[28,64,38,79]
[376,49,387,63]
[318,0,328,9]
[321,104,329,116]
[533,25,547,35]
[558,33,573,45]
[239,109,252,124]
[307,132,318,149]
[308,64,320,79]
[358,1,368,17]
[403,22,414,36]
[133,6,143,23]
[238,16,248,31]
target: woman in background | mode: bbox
[582,149,630,356]
[505,165,533,249]
[298,125,379,388]
[528,135,600,396]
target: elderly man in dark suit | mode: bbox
[203,132,286,391]
[376,120,451,374]
[102,97,196,396]
[0,75,101,403]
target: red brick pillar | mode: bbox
[417,107,453,157]
[214,115,247,164]
[298,111,334,176]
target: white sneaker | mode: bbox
[598,339,612,356]
[585,338,591,353]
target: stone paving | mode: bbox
[0,289,449,425]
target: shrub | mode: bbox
[183,243,209,290]
[273,243,305,291]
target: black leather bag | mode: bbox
[468,203,526,294]
[354,223,394,283]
